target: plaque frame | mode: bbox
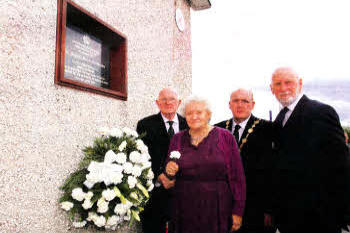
[55,0,128,100]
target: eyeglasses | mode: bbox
[231,99,251,104]
[158,98,177,103]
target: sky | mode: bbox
[191,0,350,125]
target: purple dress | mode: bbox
[167,127,246,233]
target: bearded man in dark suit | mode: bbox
[215,88,275,233]
[136,88,188,233]
[269,67,349,233]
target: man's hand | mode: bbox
[165,161,179,177]
[158,173,176,189]
[231,215,242,231]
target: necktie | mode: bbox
[274,107,289,127]
[168,121,175,138]
[233,124,241,144]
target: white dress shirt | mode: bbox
[280,93,303,126]
[232,115,251,141]
[161,113,180,133]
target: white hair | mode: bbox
[182,95,212,116]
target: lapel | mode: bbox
[283,95,308,130]
[239,115,256,146]
[226,118,233,132]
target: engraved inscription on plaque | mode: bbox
[64,24,110,88]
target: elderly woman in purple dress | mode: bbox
[163,95,246,233]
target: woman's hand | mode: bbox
[165,161,179,177]
[158,173,176,189]
[231,215,242,231]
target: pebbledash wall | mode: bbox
[0,0,191,232]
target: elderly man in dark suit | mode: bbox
[136,88,188,233]
[215,88,275,233]
[270,67,349,233]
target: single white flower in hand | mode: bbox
[170,151,181,160]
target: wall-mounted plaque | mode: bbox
[55,0,127,100]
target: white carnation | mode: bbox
[86,172,101,183]
[87,161,102,172]
[136,140,148,153]
[140,153,151,164]
[118,140,127,151]
[131,165,142,177]
[82,198,94,210]
[115,152,127,164]
[85,191,94,199]
[110,172,123,185]
[110,127,123,138]
[141,161,152,170]
[106,215,120,229]
[60,201,73,211]
[127,176,137,189]
[114,203,127,215]
[84,180,95,189]
[72,220,87,228]
[129,151,141,163]
[102,188,116,201]
[170,151,181,160]
[93,215,106,228]
[122,127,138,137]
[146,169,154,180]
[97,198,109,213]
[123,162,133,174]
[71,188,85,202]
[87,211,97,221]
[104,150,117,164]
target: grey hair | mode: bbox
[182,95,212,116]
[230,88,254,102]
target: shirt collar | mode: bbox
[233,114,251,129]
[161,113,179,124]
[281,93,303,112]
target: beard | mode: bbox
[277,92,298,106]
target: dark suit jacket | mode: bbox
[215,115,273,227]
[271,95,348,228]
[136,112,188,218]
